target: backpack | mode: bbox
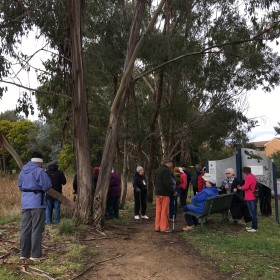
[250,183,260,199]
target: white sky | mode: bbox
[0,32,279,142]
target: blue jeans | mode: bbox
[46,198,61,224]
[246,200,258,230]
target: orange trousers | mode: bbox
[155,196,170,231]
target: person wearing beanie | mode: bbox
[93,166,100,192]
[45,161,67,224]
[183,176,218,231]
[18,152,52,260]
[133,166,149,220]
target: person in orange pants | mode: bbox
[155,158,177,233]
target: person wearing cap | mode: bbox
[45,161,67,224]
[18,152,52,260]
[183,176,218,231]
[238,166,258,233]
[155,158,176,233]
[133,166,149,220]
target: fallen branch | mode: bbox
[0,252,11,259]
[71,253,125,280]
[267,265,279,270]
[29,266,56,280]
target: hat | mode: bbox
[93,166,100,174]
[202,173,211,180]
[204,177,216,184]
[161,158,174,165]
[31,152,43,163]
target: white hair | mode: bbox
[136,166,144,173]
[226,168,235,175]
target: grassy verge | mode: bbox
[183,211,280,279]
[0,216,97,280]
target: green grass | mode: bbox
[0,213,21,225]
[183,213,280,279]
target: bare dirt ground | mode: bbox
[79,209,232,280]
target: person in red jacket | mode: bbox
[238,166,258,233]
[179,167,187,207]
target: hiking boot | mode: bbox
[182,226,194,231]
[247,228,258,233]
[141,215,149,219]
[134,215,140,220]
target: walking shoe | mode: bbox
[247,228,258,233]
[30,256,46,261]
[182,226,194,231]
[141,215,149,219]
[245,226,252,230]
[20,256,28,260]
[134,215,140,220]
[160,229,173,233]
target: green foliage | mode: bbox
[58,218,77,235]
[0,119,37,170]
[271,150,280,177]
[0,110,23,122]
[58,144,75,173]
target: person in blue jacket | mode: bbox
[18,152,52,260]
[183,176,218,231]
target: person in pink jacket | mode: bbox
[238,166,258,233]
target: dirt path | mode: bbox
[79,210,231,280]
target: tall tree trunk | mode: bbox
[146,69,164,202]
[93,0,166,229]
[70,0,93,223]
[120,135,128,209]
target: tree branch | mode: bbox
[0,80,71,99]
[135,22,280,81]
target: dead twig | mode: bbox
[95,229,106,236]
[0,252,11,259]
[267,265,279,270]
[71,253,125,280]
[29,266,56,280]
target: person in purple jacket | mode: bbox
[106,168,121,219]
[18,152,52,260]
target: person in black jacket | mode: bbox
[46,161,67,224]
[219,168,252,224]
[133,166,149,220]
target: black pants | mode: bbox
[180,189,187,208]
[134,190,147,216]
[259,185,272,216]
[184,213,199,226]
[107,197,119,219]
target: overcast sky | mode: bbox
[0,32,279,142]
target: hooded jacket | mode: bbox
[18,161,52,209]
[184,186,218,214]
[46,164,67,195]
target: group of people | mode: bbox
[154,159,260,234]
[17,151,262,261]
